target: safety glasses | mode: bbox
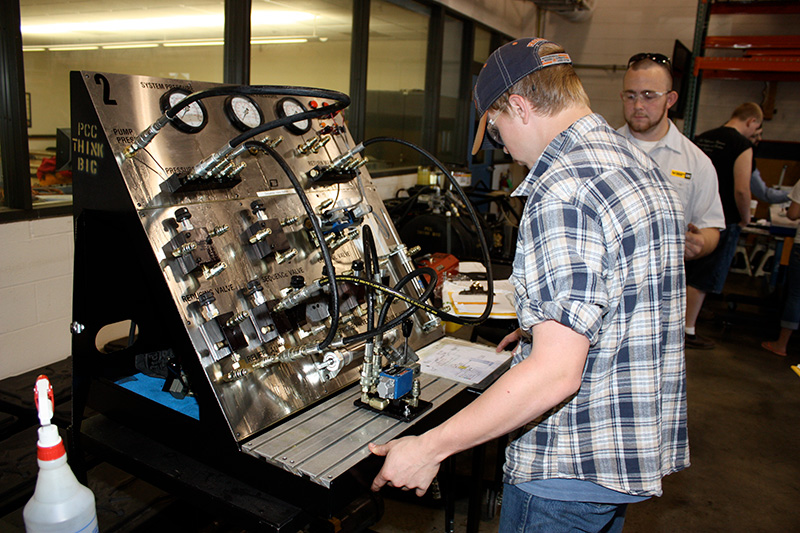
[621,90,670,103]
[486,114,504,147]
[627,52,672,70]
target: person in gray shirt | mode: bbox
[749,126,789,204]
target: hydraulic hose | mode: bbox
[341,266,438,346]
[362,137,494,325]
[126,85,349,159]
[243,140,340,352]
[165,85,350,149]
[362,225,378,353]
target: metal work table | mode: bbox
[244,374,464,488]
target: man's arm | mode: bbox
[751,168,789,204]
[734,148,753,226]
[750,168,769,203]
[369,320,589,496]
[788,201,800,220]
[685,224,720,260]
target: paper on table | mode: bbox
[417,337,511,386]
[443,278,516,318]
[770,204,800,229]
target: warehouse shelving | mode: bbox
[683,0,800,137]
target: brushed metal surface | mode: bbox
[76,71,442,443]
[242,374,464,487]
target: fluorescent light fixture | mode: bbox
[23,15,221,34]
[22,37,323,52]
[251,11,316,25]
[251,38,308,45]
[162,40,224,48]
[22,11,314,35]
[102,43,159,50]
[47,45,99,51]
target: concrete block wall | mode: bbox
[0,217,73,380]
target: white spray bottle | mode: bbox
[23,374,99,533]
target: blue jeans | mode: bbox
[686,223,742,294]
[781,243,800,330]
[498,483,628,533]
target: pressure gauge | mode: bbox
[224,95,264,132]
[275,97,311,135]
[160,88,207,134]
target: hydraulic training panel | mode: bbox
[69,71,444,446]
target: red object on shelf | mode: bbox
[417,253,459,291]
[694,56,800,76]
[704,35,800,51]
[710,1,800,16]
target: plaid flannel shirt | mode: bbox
[505,113,689,497]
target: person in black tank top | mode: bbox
[685,103,763,350]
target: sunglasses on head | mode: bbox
[627,52,672,70]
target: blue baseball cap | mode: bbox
[472,38,572,155]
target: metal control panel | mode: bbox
[70,71,443,444]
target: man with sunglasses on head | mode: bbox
[618,53,725,350]
[370,38,688,532]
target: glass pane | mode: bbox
[250,0,352,95]
[473,27,491,65]
[365,0,430,171]
[21,0,226,208]
[437,16,463,165]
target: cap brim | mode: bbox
[471,112,505,155]
[471,112,488,155]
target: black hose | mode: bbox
[362,225,378,352]
[243,140,340,351]
[372,266,437,341]
[334,268,438,345]
[362,137,494,325]
[163,85,350,150]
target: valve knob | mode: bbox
[246,279,263,295]
[175,207,191,222]
[199,291,216,305]
[250,200,265,214]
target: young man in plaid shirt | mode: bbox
[370,38,689,532]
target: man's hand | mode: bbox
[685,223,705,260]
[370,321,588,499]
[496,328,522,353]
[369,436,441,497]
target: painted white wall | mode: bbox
[439,0,537,38]
[526,0,799,140]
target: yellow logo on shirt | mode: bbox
[671,170,692,180]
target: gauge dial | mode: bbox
[160,88,207,134]
[224,95,264,132]
[275,97,311,135]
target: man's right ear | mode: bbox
[507,94,531,121]
[666,91,679,110]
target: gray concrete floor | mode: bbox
[372,272,800,532]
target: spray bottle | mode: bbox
[23,375,98,533]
